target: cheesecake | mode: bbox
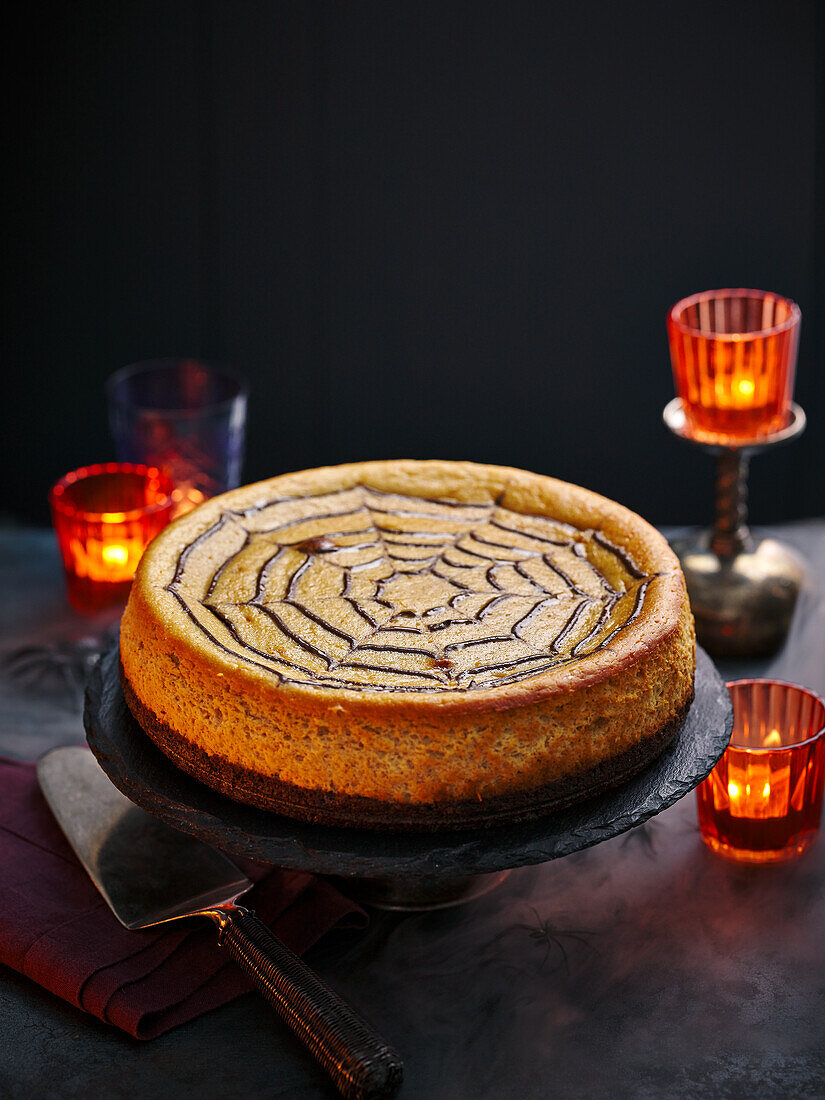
[119,460,696,829]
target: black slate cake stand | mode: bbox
[84,646,732,909]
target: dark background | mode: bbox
[4,1,824,527]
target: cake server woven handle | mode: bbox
[212,905,403,1099]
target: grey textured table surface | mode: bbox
[1,522,823,1100]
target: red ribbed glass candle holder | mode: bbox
[50,463,174,612]
[667,289,800,441]
[696,680,825,864]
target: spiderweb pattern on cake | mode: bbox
[165,485,654,693]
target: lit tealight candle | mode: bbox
[726,757,789,820]
[70,534,143,583]
[50,463,174,612]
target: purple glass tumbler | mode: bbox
[107,358,247,516]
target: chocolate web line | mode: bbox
[166,485,654,693]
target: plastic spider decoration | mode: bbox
[494,906,595,973]
[0,624,119,709]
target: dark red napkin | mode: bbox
[0,756,368,1039]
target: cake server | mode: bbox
[37,746,402,1100]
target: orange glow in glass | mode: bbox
[170,483,207,518]
[667,289,800,442]
[50,463,174,612]
[696,680,825,864]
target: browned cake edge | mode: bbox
[120,662,694,832]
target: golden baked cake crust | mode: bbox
[119,460,696,829]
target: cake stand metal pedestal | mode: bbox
[84,646,732,911]
[663,399,807,660]
[327,871,512,911]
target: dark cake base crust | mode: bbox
[120,665,693,832]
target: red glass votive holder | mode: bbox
[696,680,825,864]
[49,463,174,612]
[667,289,800,441]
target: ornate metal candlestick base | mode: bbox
[663,399,807,659]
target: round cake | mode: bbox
[119,460,696,830]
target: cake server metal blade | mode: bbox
[37,746,251,929]
[36,746,402,1099]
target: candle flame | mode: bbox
[102,543,129,566]
[763,729,783,749]
[736,378,755,398]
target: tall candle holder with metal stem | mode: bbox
[663,398,807,659]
